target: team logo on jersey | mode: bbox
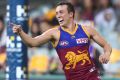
[59,40,69,46]
[65,50,91,70]
[76,38,88,44]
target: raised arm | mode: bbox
[12,24,54,47]
[86,26,112,64]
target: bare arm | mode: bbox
[86,26,112,63]
[12,25,54,47]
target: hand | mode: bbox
[99,53,110,64]
[12,23,22,34]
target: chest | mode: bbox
[58,28,90,48]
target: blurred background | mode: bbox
[0,0,120,80]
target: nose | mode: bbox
[56,12,61,19]
[56,15,60,20]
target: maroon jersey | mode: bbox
[54,24,100,80]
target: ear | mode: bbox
[69,12,74,18]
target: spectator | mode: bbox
[95,8,120,49]
[0,16,6,70]
[112,0,120,34]
[30,18,40,37]
[67,0,82,8]
[95,0,112,13]
[81,0,94,20]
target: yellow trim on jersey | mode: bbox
[51,26,60,48]
[61,24,78,35]
[81,25,90,38]
[54,30,60,48]
[51,40,55,48]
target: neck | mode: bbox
[62,20,76,32]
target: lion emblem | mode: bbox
[65,50,91,70]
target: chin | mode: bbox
[59,23,66,27]
[59,24,63,26]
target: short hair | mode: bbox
[57,1,75,18]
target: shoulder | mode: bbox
[48,26,60,34]
[44,26,59,33]
[46,26,60,39]
[81,25,97,37]
[84,26,95,32]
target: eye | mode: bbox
[59,10,63,14]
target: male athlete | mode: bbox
[12,2,112,80]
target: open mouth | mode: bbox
[59,20,64,23]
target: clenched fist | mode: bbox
[99,53,110,64]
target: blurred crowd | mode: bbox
[0,0,120,78]
[0,16,6,71]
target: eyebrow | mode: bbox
[56,9,64,12]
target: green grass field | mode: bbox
[0,71,120,80]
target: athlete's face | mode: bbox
[56,5,73,26]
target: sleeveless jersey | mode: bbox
[54,24,99,80]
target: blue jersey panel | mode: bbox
[56,24,90,49]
